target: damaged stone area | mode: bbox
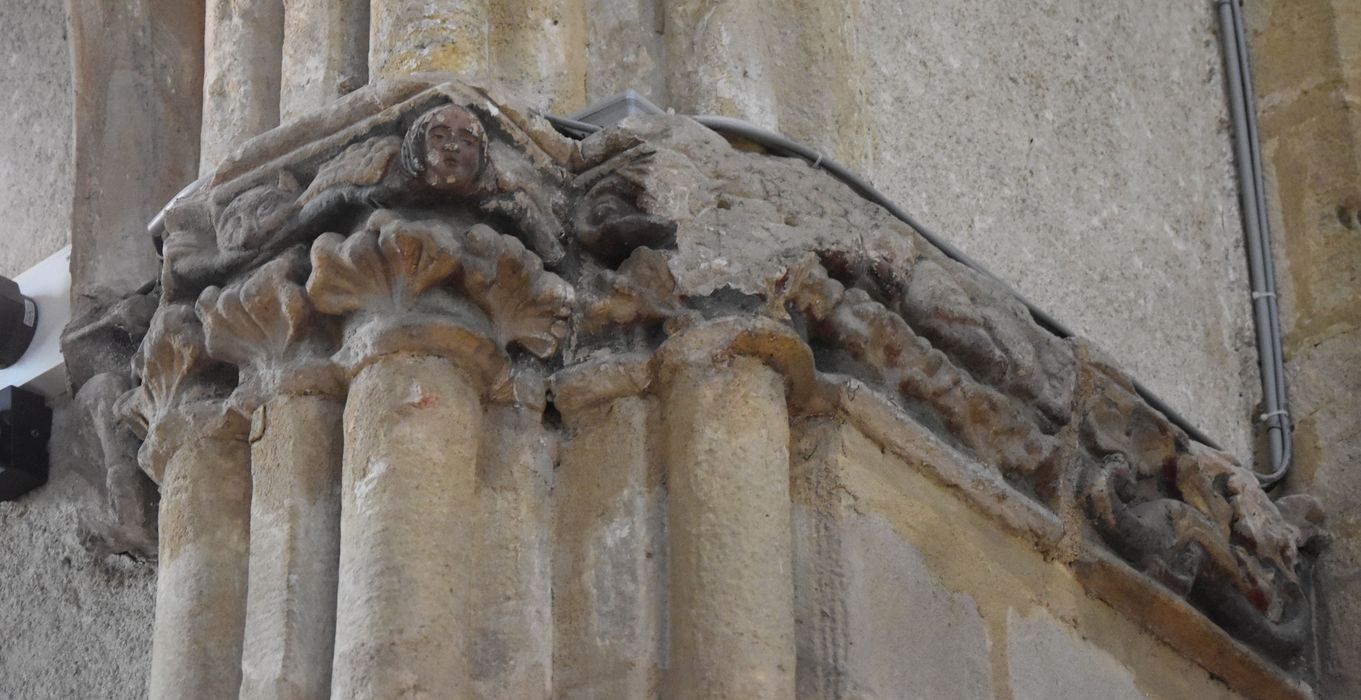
[72,76,1323,697]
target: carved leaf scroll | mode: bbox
[198,253,340,405]
[458,224,574,359]
[120,303,216,439]
[199,255,313,368]
[306,212,461,316]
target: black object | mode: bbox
[0,386,51,501]
[0,275,38,368]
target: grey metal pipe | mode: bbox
[1232,0,1292,486]
[1218,0,1291,485]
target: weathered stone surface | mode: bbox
[472,400,553,699]
[552,392,665,698]
[662,0,779,128]
[280,0,368,121]
[67,0,202,334]
[1007,608,1146,700]
[98,75,1318,695]
[200,0,284,174]
[1245,1,1361,694]
[660,351,796,698]
[65,372,158,558]
[369,0,490,79]
[237,394,342,700]
[330,354,481,697]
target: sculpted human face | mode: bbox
[420,105,485,192]
[217,184,296,251]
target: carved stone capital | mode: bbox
[118,303,246,483]
[654,316,816,409]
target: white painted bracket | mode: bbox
[0,246,70,398]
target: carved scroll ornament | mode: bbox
[103,75,1321,668]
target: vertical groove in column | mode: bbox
[789,418,851,699]
[330,354,481,698]
[368,0,490,81]
[662,0,780,128]
[662,356,796,698]
[584,0,667,105]
[239,394,344,700]
[201,0,285,174]
[280,0,369,122]
[553,395,666,698]
[471,399,554,699]
[149,429,252,700]
[488,0,588,112]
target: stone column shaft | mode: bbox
[330,354,482,698]
[554,395,665,697]
[239,394,344,700]
[662,0,779,128]
[488,0,587,112]
[471,401,553,699]
[280,0,369,121]
[201,0,285,174]
[369,0,490,80]
[662,355,796,698]
[149,428,252,700]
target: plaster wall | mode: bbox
[0,0,72,278]
[0,406,155,700]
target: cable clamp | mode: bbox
[1251,291,1276,300]
[810,151,824,169]
[1259,409,1289,423]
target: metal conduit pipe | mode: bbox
[1218,0,1291,486]
[545,112,1225,450]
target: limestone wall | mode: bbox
[0,0,72,277]
[793,416,1251,700]
[1245,1,1361,696]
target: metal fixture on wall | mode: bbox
[0,275,39,368]
[0,386,52,501]
[1217,0,1292,487]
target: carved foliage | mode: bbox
[780,256,1060,485]
[198,253,340,407]
[457,224,573,358]
[307,213,461,317]
[120,303,217,439]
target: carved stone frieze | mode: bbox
[95,74,1320,668]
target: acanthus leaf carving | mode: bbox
[198,252,341,408]
[306,212,461,317]
[457,223,574,359]
[117,302,242,483]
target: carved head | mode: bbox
[401,104,487,194]
[574,171,677,264]
[216,172,302,252]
